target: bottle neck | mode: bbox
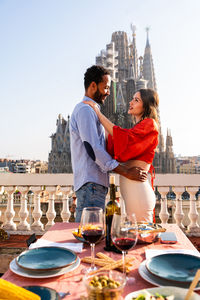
[110,183,116,201]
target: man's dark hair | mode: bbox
[84,65,110,90]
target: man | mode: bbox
[70,65,146,222]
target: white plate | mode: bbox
[125,286,200,300]
[10,256,80,278]
[138,260,200,291]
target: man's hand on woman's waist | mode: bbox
[113,164,147,181]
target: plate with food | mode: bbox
[125,286,200,300]
[72,225,104,244]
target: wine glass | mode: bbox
[80,207,104,273]
[111,212,138,284]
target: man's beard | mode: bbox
[93,89,106,104]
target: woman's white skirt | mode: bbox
[119,175,155,223]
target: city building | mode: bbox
[13,162,31,173]
[32,161,48,174]
[176,155,200,174]
[0,159,48,174]
[48,26,176,174]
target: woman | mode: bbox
[84,88,159,222]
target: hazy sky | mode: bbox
[0,0,200,161]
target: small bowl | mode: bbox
[83,270,126,300]
[137,223,162,244]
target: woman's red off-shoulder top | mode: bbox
[107,118,159,164]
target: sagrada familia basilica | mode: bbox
[48,26,176,174]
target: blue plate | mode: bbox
[24,286,60,300]
[146,253,200,282]
[16,247,77,272]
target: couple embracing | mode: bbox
[70,65,159,223]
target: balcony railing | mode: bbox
[0,173,199,237]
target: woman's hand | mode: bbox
[83,100,99,114]
[83,100,115,135]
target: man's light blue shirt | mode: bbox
[70,96,119,191]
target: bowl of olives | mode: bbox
[83,270,126,300]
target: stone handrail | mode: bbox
[0,173,199,236]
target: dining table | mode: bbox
[2,222,200,299]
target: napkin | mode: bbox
[145,248,200,260]
[29,238,83,253]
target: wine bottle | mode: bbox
[104,175,121,253]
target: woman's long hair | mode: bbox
[139,88,159,124]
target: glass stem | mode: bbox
[91,243,95,270]
[122,251,126,275]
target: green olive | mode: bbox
[93,276,99,282]
[115,281,120,287]
[101,279,107,287]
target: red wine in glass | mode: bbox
[82,228,104,244]
[113,237,137,251]
[111,213,138,284]
[80,207,104,273]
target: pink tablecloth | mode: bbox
[2,223,200,299]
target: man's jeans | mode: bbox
[75,182,108,222]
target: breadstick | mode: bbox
[96,252,114,262]
[81,257,110,266]
[82,256,130,272]
[96,252,133,267]
[89,257,134,275]
[138,228,166,234]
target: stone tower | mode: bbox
[164,129,176,173]
[48,114,72,173]
[143,28,157,91]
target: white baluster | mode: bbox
[60,187,72,222]
[173,187,185,228]
[45,187,56,230]
[17,187,30,231]
[157,187,169,224]
[27,188,34,225]
[31,187,44,231]
[187,187,200,236]
[3,186,16,231]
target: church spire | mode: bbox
[56,114,63,134]
[127,54,135,79]
[136,56,148,90]
[143,27,157,91]
[116,83,126,112]
[129,23,138,79]
[145,27,150,48]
